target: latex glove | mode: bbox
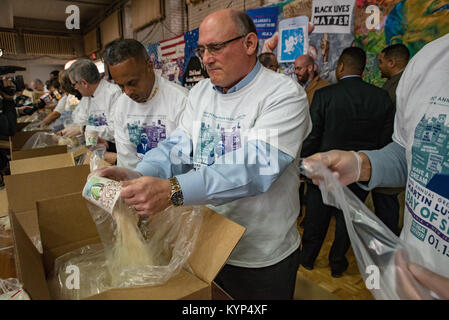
[61,125,83,138]
[408,263,449,299]
[120,176,172,216]
[92,166,142,182]
[303,150,362,186]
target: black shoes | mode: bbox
[330,261,349,278]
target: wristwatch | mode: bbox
[169,177,184,206]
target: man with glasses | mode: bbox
[96,8,311,299]
[60,59,121,160]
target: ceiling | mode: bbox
[4,0,126,34]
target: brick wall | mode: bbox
[187,0,263,31]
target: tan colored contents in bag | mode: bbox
[107,201,158,286]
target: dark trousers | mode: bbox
[371,191,400,236]
[214,247,300,300]
[300,183,368,273]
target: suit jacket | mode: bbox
[382,71,403,109]
[301,77,395,158]
[305,75,330,107]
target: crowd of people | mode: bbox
[1,8,448,300]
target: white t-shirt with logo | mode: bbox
[393,33,449,278]
[115,75,188,169]
[72,78,122,142]
[179,66,311,267]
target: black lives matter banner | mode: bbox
[311,0,355,34]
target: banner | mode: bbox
[311,0,355,34]
[246,6,279,39]
[183,28,208,89]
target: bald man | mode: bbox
[294,54,330,106]
[97,8,311,299]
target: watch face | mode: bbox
[171,191,183,206]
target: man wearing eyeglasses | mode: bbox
[97,8,311,299]
[60,59,121,160]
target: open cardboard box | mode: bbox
[9,130,52,151]
[5,165,91,243]
[10,152,75,175]
[11,145,68,161]
[10,192,245,300]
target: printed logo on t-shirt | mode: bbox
[406,96,449,259]
[127,119,167,159]
[193,112,245,168]
[88,112,108,126]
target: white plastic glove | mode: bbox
[61,125,83,138]
[303,150,362,186]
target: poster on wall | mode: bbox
[277,16,309,63]
[311,0,355,34]
[354,0,449,87]
[246,6,279,39]
[183,28,208,89]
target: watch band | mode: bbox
[169,177,184,206]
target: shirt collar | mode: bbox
[91,79,106,99]
[213,61,261,94]
[340,75,362,80]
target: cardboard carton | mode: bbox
[11,145,68,161]
[0,189,8,218]
[10,153,75,175]
[9,130,51,152]
[4,165,90,242]
[11,192,245,300]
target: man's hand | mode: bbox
[120,176,172,216]
[303,150,371,186]
[408,263,449,299]
[61,125,83,138]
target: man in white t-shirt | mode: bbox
[103,38,188,169]
[303,33,449,299]
[97,9,311,299]
[60,59,121,144]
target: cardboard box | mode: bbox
[11,192,245,300]
[5,165,90,242]
[10,153,75,175]
[0,189,8,218]
[11,145,68,161]
[9,130,51,152]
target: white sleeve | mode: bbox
[71,97,89,125]
[54,94,67,114]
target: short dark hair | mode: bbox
[258,52,277,68]
[381,43,410,66]
[50,70,59,77]
[339,47,366,74]
[103,39,149,66]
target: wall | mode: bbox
[135,0,187,45]
[187,0,264,30]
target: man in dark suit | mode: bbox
[299,47,395,278]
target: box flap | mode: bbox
[9,209,51,300]
[188,207,245,284]
[36,192,101,273]
[4,165,90,213]
[11,145,68,161]
[10,152,75,175]
[0,189,8,218]
[86,269,209,300]
[9,130,51,151]
[15,210,40,243]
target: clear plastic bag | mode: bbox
[0,278,30,300]
[21,120,43,132]
[49,154,203,299]
[21,131,84,152]
[299,159,432,300]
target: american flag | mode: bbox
[159,34,185,63]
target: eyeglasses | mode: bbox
[194,35,246,58]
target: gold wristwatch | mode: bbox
[169,177,184,206]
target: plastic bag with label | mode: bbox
[49,154,203,299]
[0,278,30,300]
[299,159,433,300]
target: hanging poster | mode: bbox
[183,28,208,89]
[277,16,309,63]
[246,6,279,39]
[311,0,355,34]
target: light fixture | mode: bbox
[0,48,4,57]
